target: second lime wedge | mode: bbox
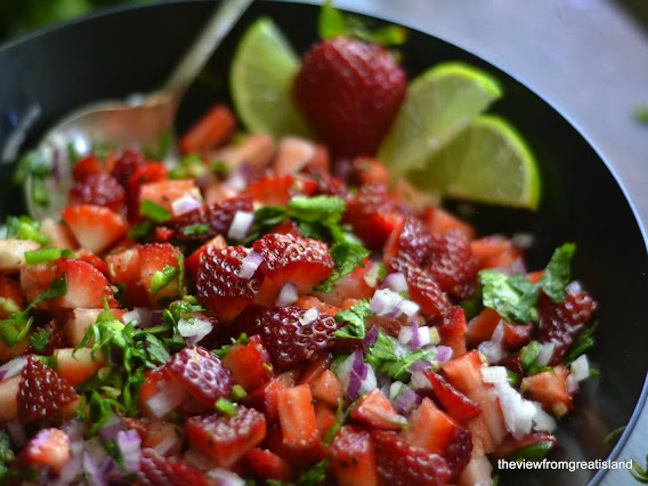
[378,62,502,177]
[230,18,311,138]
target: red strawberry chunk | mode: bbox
[351,389,406,431]
[166,195,253,242]
[223,334,274,392]
[18,356,77,423]
[471,235,522,270]
[186,406,267,467]
[311,369,344,408]
[330,428,379,486]
[51,258,115,310]
[442,350,484,395]
[20,428,70,473]
[244,174,318,206]
[168,346,234,407]
[0,276,23,319]
[245,371,296,424]
[521,365,573,417]
[253,233,334,293]
[402,398,458,455]
[127,162,168,221]
[351,157,390,186]
[61,205,128,255]
[428,229,480,300]
[294,37,406,158]
[139,179,201,214]
[277,385,322,454]
[425,372,481,421]
[194,245,264,322]
[106,246,149,306]
[111,148,147,187]
[139,448,207,486]
[72,154,105,181]
[373,431,451,486]
[258,306,340,369]
[68,173,126,213]
[442,426,473,482]
[344,184,402,249]
[75,249,109,276]
[245,448,295,482]
[537,288,596,365]
[424,206,476,239]
[396,216,436,267]
[390,255,450,319]
[138,243,183,303]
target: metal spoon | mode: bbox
[26,0,253,218]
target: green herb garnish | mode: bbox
[334,300,373,339]
[140,200,171,224]
[24,247,74,265]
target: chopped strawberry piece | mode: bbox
[298,353,334,386]
[165,195,253,242]
[424,206,475,239]
[168,346,233,407]
[466,385,507,447]
[72,154,105,181]
[55,258,116,309]
[294,37,406,157]
[244,174,318,206]
[471,235,522,270]
[493,431,557,460]
[253,233,333,293]
[20,428,70,473]
[139,448,207,486]
[425,372,481,421]
[139,367,183,418]
[537,288,596,365]
[223,334,274,392]
[68,173,126,213]
[127,162,168,221]
[18,356,77,423]
[401,398,457,455]
[179,104,237,154]
[75,249,109,276]
[311,369,344,408]
[502,321,533,349]
[245,447,295,482]
[138,243,183,303]
[438,305,468,338]
[466,308,502,347]
[351,157,389,186]
[186,406,266,467]
[521,365,573,417]
[111,148,147,187]
[373,431,451,486]
[143,421,185,457]
[395,216,436,267]
[428,229,479,300]
[139,179,201,214]
[277,385,322,457]
[391,255,450,319]
[351,389,405,430]
[442,350,484,394]
[62,204,128,254]
[345,184,402,249]
[0,376,19,422]
[274,137,319,175]
[258,306,340,369]
[271,219,301,237]
[442,426,473,482]
[294,296,340,318]
[194,245,264,322]
[246,371,296,423]
[106,246,149,306]
[314,258,376,308]
[54,347,105,386]
[315,401,337,438]
[330,428,379,486]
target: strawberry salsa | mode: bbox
[1,10,597,486]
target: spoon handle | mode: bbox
[161,0,254,97]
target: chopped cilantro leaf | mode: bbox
[316,241,370,293]
[381,348,435,382]
[13,150,51,186]
[215,398,237,417]
[324,398,358,445]
[144,334,170,365]
[287,195,346,225]
[128,220,155,241]
[29,329,51,353]
[520,341,542,370]
[149,265,180,294]
[538,243,575,302]
[480,270,539,323]
[564,323,597,364]
[603,425,626,447]
[334,300,373,339]
[182,223,210,236]
[5,215,49,245]
[364,331,398,370]
[140,200,171,223]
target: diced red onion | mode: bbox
[82,452,107,486]
[116,430,141,474]
[336,351,377,400]
[0,356,28,382]
[566,373,579,395]
[347,351,367,400]
[152,436,178,456]
[178,317,214,346]
[570,354,590,382]
[411,320,421,350]
[435,345,453,364]
[183,448,219,471]
[408,361,433,373]
[531,401,557,432]
[225,171,247,192]
[56,455,83,485]
[207,468,245,486]
[397,299,420,317]
[237,250,264,279]
[511,232,535,249]
[61,418,84,442]
[299,308,319,326]
[172,195,202,216]
[535,342,555,366]
[494,382,535,440]
[481,365,508,384]
[398,326,413,346]
[390,382,419,414]
[383,272,407,292]
[478,322,505,364]
[5,419,26,446]
[567,280,583,292]
[276,282,298,307]
[145,381,189,419]
[409,370,433,390]
[98,415,124,441]
[150,310,163,327]
[227,211,254,240]
[502,257,527,275]
[122,307,153,327]
[370,288,403,316]
[363,326,378,348]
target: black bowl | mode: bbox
[1,1,647,484]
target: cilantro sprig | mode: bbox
[334,300,373,339]
[364,330,435,381]
[316,241,370,293]
[4,215,49,245]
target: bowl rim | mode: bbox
[1,0,647,483]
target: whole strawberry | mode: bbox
[294,37,406,158]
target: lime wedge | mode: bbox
[230,18,311,138]
[377,62,502,177]
[411,115,540,209]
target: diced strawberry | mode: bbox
[344,184,402,249]
[215,134,275,169]
[179,104,237,154]
[391,255,450,319]
[246,371,296,423]
[258,306,340,369]
[295,353,333,388]
[527,270,543,284]
[271,219,301,237]
[425,372,481,421]
[0,376,19,422]
[294,37,406,158]
[443,426,473,482]
[154,225,175,242]
[168,346,233,407]
[54,258,116,309]
[351,157,389,186]
[521,365,573,417]
[274,137,319,176]
[20,428,70,473]
[466,308,503,347]
[194,245,264,322]
[466,385,507,446]
[464,412,496,456]
[68,173,126,213]
[393,216,436,267]
[143,421,185,457]
[0,276,23,319]
[470,235,522,270]
[139,367,182,418]
[424,206,475,240]
[373,431,451,486]
[139,448,207,486]
[122,417,148,440]
[18,356,77,423]
[441,333,467,359]
[72,154,105,181]
[428,229,479,301]
[54,347,105,386]
[315,258,376,307]
[127,162,168,222]
[311,369,344,408]
[111,148,147,187]
[351,389,405,430]
[442,350,484,394]
[402,398,457,454]
[139,179,202,214]
[40,218,78,250]
[245,447,295,482]
[277,385,322,455]
[493,431,557,460]
[185,235,227,277]
[186,407,266,467]
[330,428,379,486]
[502,322,533,349]
[438,305,468,338]
[244,174,318,206]
[106,246,148,306]
[223,334,274,392]
[165,195,253,242]
[138,243,183,304]
[62,205,128,254]
[62,308,102,347]
[253,233,334,293]
[75,249,109,276]
[315,401,337,438]
[294,296,340,318]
